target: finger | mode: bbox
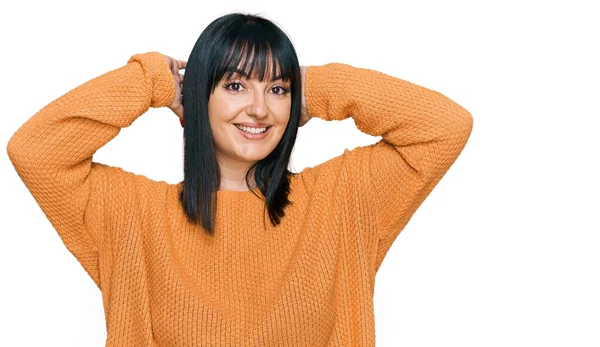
[176,104,184,119]
[178,60,187,69]
[179,73,184,82]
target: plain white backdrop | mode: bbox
[1,1,598,346]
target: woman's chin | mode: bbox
[234,142,277,161]
[235,150,268,163]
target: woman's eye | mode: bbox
[224,82,244,92]
[271,86,290,95]
[223,81,289,95]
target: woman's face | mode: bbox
[208,64,292,167]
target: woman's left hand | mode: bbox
[299,66,311,127]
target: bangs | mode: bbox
[212,34,294,88]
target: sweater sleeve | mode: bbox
[303,63,473,269]
[6,51,176,287]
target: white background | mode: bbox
[1,1,599,346]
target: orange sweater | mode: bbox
[7,51,473,346]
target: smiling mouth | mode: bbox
[234,124,271,134]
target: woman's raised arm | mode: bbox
[6,52,177,287]
[302,62,473,270]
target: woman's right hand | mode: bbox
[162,54,187,121]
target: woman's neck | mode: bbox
[217,161,257,192]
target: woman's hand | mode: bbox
[299,65,311,127]
[163,54,187,121]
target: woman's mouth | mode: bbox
[234,124,272,140]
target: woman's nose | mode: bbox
[246,92,268,118]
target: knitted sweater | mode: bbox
[7,51,473,346]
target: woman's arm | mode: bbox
[303,62,473,269]
[6,52,176,287]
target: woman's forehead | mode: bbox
[225,66,284,82]
[222,48,284,81]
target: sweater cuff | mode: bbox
[127,51,175,108]
[304,63,352,122]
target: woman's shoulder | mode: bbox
[289,145,369,198]
[90,163,171,208]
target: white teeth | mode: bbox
[235,125,268,134]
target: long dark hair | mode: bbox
[178,12,302,236]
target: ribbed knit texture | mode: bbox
[7,51,473,346]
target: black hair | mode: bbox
[178,12,302,236]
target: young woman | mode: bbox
[7,12,473,347]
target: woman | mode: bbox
[7,12,473,347]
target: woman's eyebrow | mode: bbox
[226,68,283,82]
